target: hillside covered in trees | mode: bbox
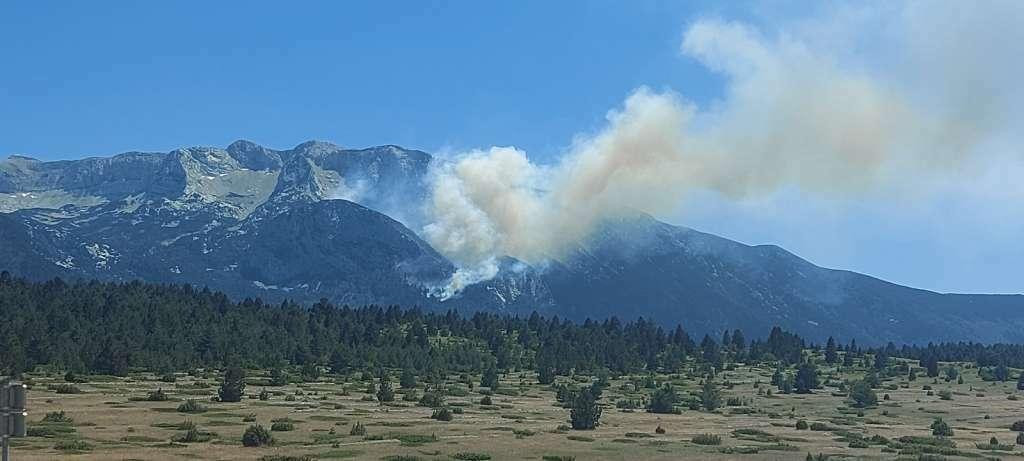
[3,272,1024,378]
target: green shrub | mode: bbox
[418,391,445,408]
[795,420,809,430]
[692,433,722,445]
[452,453,491,461]
[174,427,214,443]
[41,410,73,423]
[242,424,274,447]
[349,421,366,436]
[177,399,207,413]
[1011,420,1024,432]
[54,439,92,452]
[147,388,169,402]
[431,407,453,421]
[52,384,82,394]
[271,421,295,431]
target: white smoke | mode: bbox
[423,2,1024,298]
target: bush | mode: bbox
[400,368,418,389]
[480,395,492,406]
[54,440,92,452]
[174,427,213,443]
[242,424,274,447]
[795,420,809,430]
[1011,420,1024,432]
[930,418,953,437]
[177,399,207,413]
[160,373,177,383]
[431,407,453,421]
[418,391,444,408]
[42,410,73,423]
[452,453,491,461]
[147,388,169,402]
[1017,432,1024,445]
[849,380,877,408]
[647,384,679,414]
[692,433,722,445]
[270,421,295,431]
[52,384,81,394]
[655,425,666,434]
[349,421,366,436]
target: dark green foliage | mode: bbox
[824,337,838,364]
[400,368,417,389]
[1017,432,1024,445]
[52,384,81,394]
[1010,420,1024,432]
[242,424,274,447]
[479,395,492,406]
[849,380,877,408]
[430,407,453,421]
[270,421,294,431]
[376,373,395,403]
[481,364,499,390]
[692,433,721,445]
[418,391,444,408]
[647,384,678,414]
[218,367,245,403]
[930,418,953,437]
[1017,372,1024,390]
[451,453,491,461]
[269,368,288,386]
[569,388,601,430]
[700,380,721,411]
[41,410,73,423]
[794,363,819,394]
[349,421,366,436]
[795,420,809,430]
[146,388,168,402]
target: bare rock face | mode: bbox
[2,140,1022,344]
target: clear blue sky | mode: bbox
[2,1,1021,295]
[1,1,735,160]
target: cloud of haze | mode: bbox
[422,2,1024,298]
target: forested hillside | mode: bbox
[3,272,1024,378]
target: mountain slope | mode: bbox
[2,140,1022,344]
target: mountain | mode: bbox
[2,140,1022,344]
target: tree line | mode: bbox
[2,272,1024,377]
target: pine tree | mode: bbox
[481,364,499,390]
[795,363,819,394]
[700,380,722,411]
[218,367,246,402]
[376,372,395,403]
[647,384,678,414]
[400,368,417,389]
[824,337,838,364]
[569,387,602,430]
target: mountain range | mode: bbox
[2,140,1022,345]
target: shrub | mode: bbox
[418,391,444,408]
[849,380,877,408]
[54,440,92,452]
[160,373,177,383]
[692,433,722,445]
[1017,432,1024,445]
[452,453,491,461]
[147,388,169,402]
[270,421,295,431]
[655,425,666,434]
[1011,420,1024,432]
[431,407,453,421]
[937,390,952,400]
[480,395,492,406]
[647,384,679,414]
[174,427,213,443]
[349,421,366,436]
[242,424,273,447]
[52,384,82,394]
[243,413,257,422]
[177,399,207,413]
[400,368,418,389]
[930,418,953,437]
[795,420,809,430]
[42,410,73,423]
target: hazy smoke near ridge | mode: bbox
[423,2,1024,299]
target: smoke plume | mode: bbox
[422,2,1024,298]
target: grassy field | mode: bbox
[9,357,1024,460]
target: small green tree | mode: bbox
[569,388,601,430]
[400,368,417,389]
[218,367,245,402]
[269,368,288,386]
[647,384,678,414]
[794,363,819,394]
[824,337,838,364]
[931,418,953,437]
[376,372,395,403]
[242,424,273,447]
[537,365,556,385]
[1018,373,1024,391]
[849,380,878,408]
[700,380,721,412]
[481,364,499,390]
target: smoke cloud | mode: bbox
[422,2,1024,298]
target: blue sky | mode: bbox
[2,1,1022,294]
